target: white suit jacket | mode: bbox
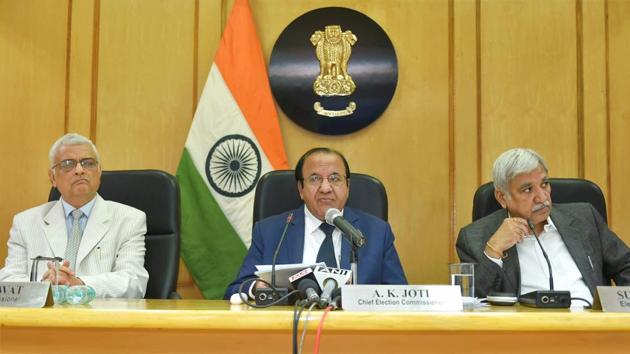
[0,194,149,298]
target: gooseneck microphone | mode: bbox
[271,213,294,288]
[527,219,554,290]
[518,217,570,308]
[325,208,366,248]
[255,213,294,306]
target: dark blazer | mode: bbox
[456,203,630,298]
[224,205,407,299]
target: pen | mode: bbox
[587,256,594,269]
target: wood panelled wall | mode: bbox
[1,0,629,299]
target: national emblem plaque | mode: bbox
[269,7,398,135]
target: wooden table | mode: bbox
[1,299,629,353]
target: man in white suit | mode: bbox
[0,133,148,298]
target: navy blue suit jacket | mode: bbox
[224,205,407,299]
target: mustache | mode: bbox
[531,201,551,212]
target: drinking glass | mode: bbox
[449,263,475,308]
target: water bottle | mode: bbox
[52,285,69,304]
[65,285,96,305]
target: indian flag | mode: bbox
[177,0,288,299]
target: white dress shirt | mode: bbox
[517,218,592,304]
[302,207,342,268]
[486,217,592,305]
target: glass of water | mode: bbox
[449,263,475,308]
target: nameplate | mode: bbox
[0,282,53,308]
[341,285,463,312]
[597,286,630,312]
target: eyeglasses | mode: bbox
[303,174,347,187]
[51,158,99,172]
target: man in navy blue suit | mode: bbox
[224,147,407,299]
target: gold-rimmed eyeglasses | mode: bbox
[303,174,347,187]
[51,158,99,172]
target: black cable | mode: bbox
[292,300,307,354]
[570,297,593,308]
[292,300,300,354]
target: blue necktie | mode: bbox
[64,209,84,270]
[317,223,337,268]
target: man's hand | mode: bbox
[254,279,270,290]
[485,217,530,258]
[41,260,85,286]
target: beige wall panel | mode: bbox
[67,0,96,136]
[608,0,630,244]
[67,0,95,137]
[480,0,578,180]
[0,1,68,262]
[196,0,223,104]
[95,0,194,172]
[250,0,451,284]
[453,0,479,259]
[581,0,609,202]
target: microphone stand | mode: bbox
[350,245,358,285]
[344,229,364,285]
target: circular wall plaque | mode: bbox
[269,7,398,135]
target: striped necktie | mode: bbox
[64,209,84,270]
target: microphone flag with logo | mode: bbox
[176,0,288,299]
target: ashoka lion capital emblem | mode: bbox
[310,25,357,97]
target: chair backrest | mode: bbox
[49,169,180,299]
[472,177,607,223]
[253,170,388,225]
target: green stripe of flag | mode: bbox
[177,149,247,299]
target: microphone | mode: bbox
[318,278,338,307]
[311,265,352,308]
[518,217,570,308]
[271,213,294,288]
[255,213,294,306]
[527,219,554,290]
[297,279,320,305]
[329,288,343,309]
[289,267,321,305]
[325,208,366,248]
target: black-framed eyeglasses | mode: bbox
[51,158,99,172]
[303,174,347,187]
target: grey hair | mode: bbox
[492,148,548,194]
[48,133,100,167]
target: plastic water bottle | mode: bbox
[52,285,69,304]
[65,285,96,305]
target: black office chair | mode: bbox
[472,178,607,223]
[49,169,181,299]
[253,170,388,226]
